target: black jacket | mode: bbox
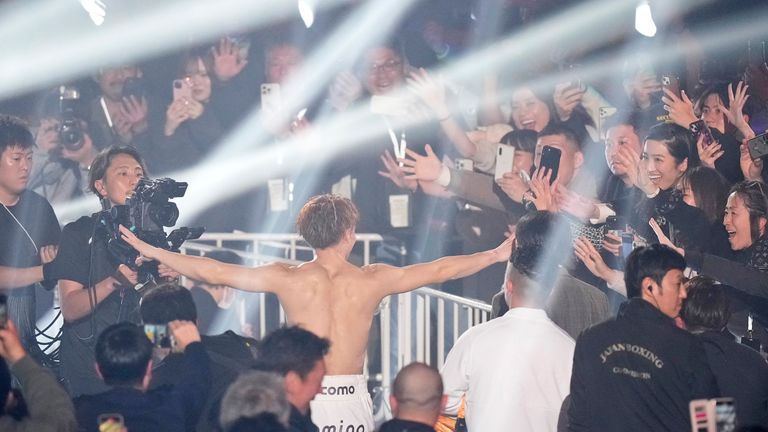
[288,406,318,432]
[696,329,768,427]
[378,418,434,432]
[74,342,211,432]
[568,299,719,432]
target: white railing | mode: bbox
[180,233,492,387]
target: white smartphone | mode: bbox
[494,144,516,180]
[260,83,282,116]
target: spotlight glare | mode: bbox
[298,0,315,28]
[635,1,656,38]
[79,0,106,26]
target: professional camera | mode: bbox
[99,177,204,286]
[58,86,84,151]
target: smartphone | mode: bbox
[260,83,282,116]
[454,158,474,171]
[747,132,768,160]
[0,294,6,329]
[539,145,561,184]
[98,413,125,429]
[143,324,172,348]
[699,123,715,148]
[621,232,634,260]
[122,77,146,100]
[661,74,680,96]
[172,79,192,101]
[568,64,584,91]
[494,144,516,180]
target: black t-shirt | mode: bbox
[0,189,60,268]
[0,190,60,358]
[48,215,141,397]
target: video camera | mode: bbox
[58,86,85,151]
[98,177,204,287]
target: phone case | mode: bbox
[494,144,516,180]
[539,146,561,184]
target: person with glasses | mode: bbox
[653,180,768,346]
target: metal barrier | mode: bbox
[181,232,492,387]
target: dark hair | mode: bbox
[603,111,642,137]
[95,322,153,387]
[140,282,197,324]
[681,276,731,332]
[88,145,148,196]
[624,244,686,298]
[177,49,215,82]
[501,129,537,154]
[680,167,729,224]
[0,115,34,155]
[730,181,768,243]
[253,326,329,379]
[509,211,571,280]
[693,84,729,123]
[644,123,698,167]
[538,123,582,152]
[296,195,359,249]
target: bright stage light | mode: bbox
[298,0,315,28]
[635,1,657,37]
[79,0,105,26]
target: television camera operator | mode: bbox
[47,145,201,397]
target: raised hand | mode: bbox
[527,168,558,212]
[724,81,754,138]
[740,141,764,181]
[493,232,515,263]
[212,38,248,82]
[496,171,529,203]
[696,134,724,169]
[574,236,612,281]
[630,73,661,110]
[407,68,450,118]
[164,99,191,136]
[328,71,363,111]
[120,95,149,134]
[557,186,598,221]
[648,218,684,256]
[0,320,27,365]
[378,150,418,191]
[168,320,201,353]
[553,82,585,121]
[661,88,698,128]
[400,144,443,182]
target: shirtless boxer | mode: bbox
[120,194,512,431]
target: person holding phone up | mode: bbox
[154,51,224,174]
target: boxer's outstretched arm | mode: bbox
[119,225,290,293]
[368,236,514,296]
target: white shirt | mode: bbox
[441,307,575,432]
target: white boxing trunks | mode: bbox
[310,375,374,432]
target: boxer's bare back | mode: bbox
[120,225,511,375]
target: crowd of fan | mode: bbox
[1,0,768,431]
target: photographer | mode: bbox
[47,145,178,397]
[29,114,101,206]
[0,320,77,432]
[73,321,211,432]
